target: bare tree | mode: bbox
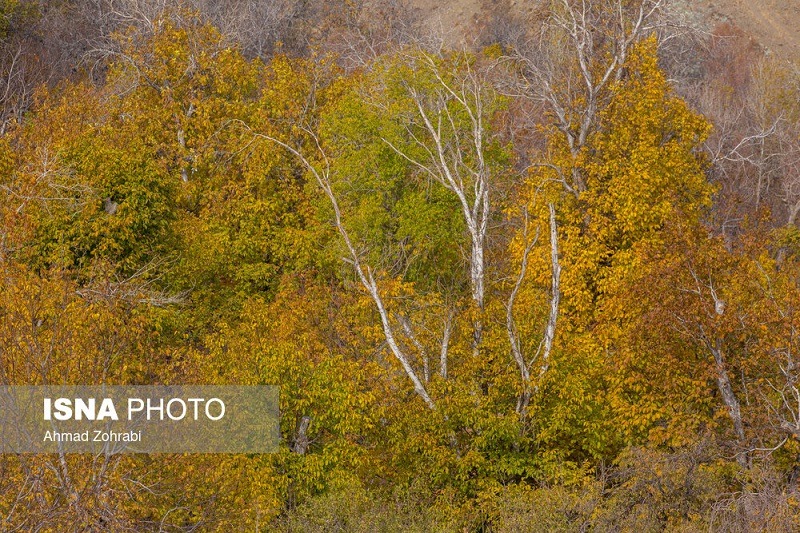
[746,64,800,228]
[186,0,305,57]
[380,48,499,352]
[692,49,800,242]
[512,0,667,197]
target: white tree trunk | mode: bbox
[507,203,561,415]
[256,129,436,410]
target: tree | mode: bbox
[522,37,713,458]
[513,0,668,197]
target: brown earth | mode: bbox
[709,0,800,63]
[407,0,800,64]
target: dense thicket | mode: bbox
[2,1,800,530]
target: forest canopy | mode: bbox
[1,0,800,530]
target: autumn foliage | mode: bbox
[2,2,800,531]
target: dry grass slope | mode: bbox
[407,0,800,64]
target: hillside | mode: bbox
[708,0,800,62]
[408,0,800,64]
